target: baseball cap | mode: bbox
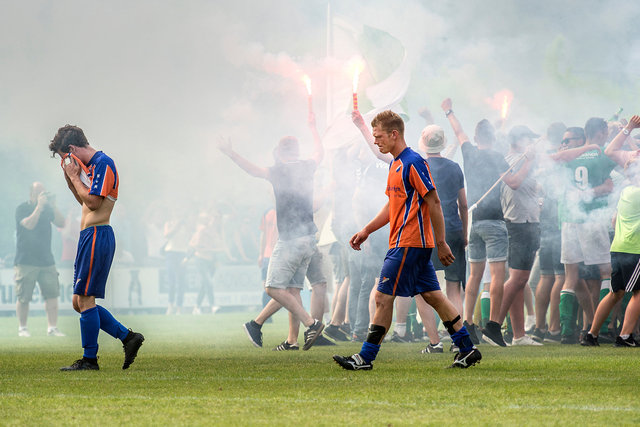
[508,125,540,144]
[419,125,447,154]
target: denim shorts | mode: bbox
[468,220,508,263]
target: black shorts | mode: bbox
[539,228,564,276]
[611,252,640,293]
[431,228,466,287]
[506,222,540,271]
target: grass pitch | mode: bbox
[1,311,639,426]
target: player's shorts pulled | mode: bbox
[378,247,440,297]
[74,225,116,299]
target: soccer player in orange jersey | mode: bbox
[333,111,481,370]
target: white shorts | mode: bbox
[560,222,611,266]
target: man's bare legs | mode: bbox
[488,261,506,323]
[465,262,484,326]
[498,269,531,340]
[416,296,439,344]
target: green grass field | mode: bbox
[1,311,639,426]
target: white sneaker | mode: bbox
[210,306,220,315]
[192,306,202,315]
[47,327,65,337]
[512,335,543,346]
[18,327,31,337]
[166,305,174,315]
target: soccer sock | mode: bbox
[394,322,407,337]
[96,305,129,340]
[480,291,491,327]
[80,306,100,359]
[450,326,474,353]
[599,279,612,334]
[559,290,576,337]
[359,341,380,363]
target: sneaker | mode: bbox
[192,306,202,315]
[243,321,263,348]
[580,332,599,347]
[210,306,220,315]
[165,305,173,315]
[303,320,324,350]
[614,335,638,347]
[122,330,145,370]
[421,342,444,354]
[463,321,480,345]
[598,331,616,344]
[449,348,482,368]
[313,334,336,346]
[503,330,513,346]
[544,331,561,343]
[338,323,351,337]
[482,321,507,347]
[60,358,99,371]
[333,354,372,371]
[449,344,460,353]
[324,324,350,342]
[272,340,299,351]
[18,327,31,337]
[531,328,546,343]
[47,327,65,337]
[512,335,543,346]
[386,331,411,343]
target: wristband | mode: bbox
[445,109,453,117]
[623,128,630,136]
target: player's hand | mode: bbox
[217,136,233,156]
[62,155,81,178]
[437,242,455,267]
[349,229,370,250]
[351,110,365,128]
[441,98,452,112]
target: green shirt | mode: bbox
[610,185,640,254]
[559,149,617,223]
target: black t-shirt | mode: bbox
[461,142,510,222]
[268,160,318,240]
[15,201,55,266]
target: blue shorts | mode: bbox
[378,247,440,297]
[73,225,116,298]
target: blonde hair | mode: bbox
[371,110,404,136]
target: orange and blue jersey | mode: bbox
[385,147,436,249]
[87,151,118,201]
